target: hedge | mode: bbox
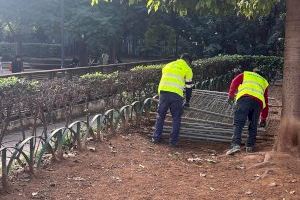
[192,55,283,91]
[192,54,283,80]
[130,55,283,91]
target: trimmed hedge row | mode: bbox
[192,54,283,81]
[192,55,283,91]
[0,66,163,144]
[131,55,283,91]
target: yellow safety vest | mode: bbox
[158,59,193,97]
[236,71,269,108]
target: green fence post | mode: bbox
[57,129,63,159]
[29,138,34,174]
[76,122,82,150]
[97,116,101,140]
[2,148,8,190]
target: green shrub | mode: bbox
[192,55,283,81]
[192,55,283,91]
[80,71,118,81]
[130,64,164,71]
[0,77,38,92]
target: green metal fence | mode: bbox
[0,97,156,191]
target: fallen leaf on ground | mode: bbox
[87,137,94,141]
[289,190,295,195]
[235,165,245,170]
[111,176,122,182]
[68,153,76,157]
[139,164,145,168]
[69,177,85,181]
[121,135,130,141]
[32,192,38,197]
[187,157,202,163]
[245,190,253,195]
[87,147,96,152]
[205,159,217,164]
[268,182,277,187]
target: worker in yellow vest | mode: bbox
[152,53,193,147]
[226,67,269,155]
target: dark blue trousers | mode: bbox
[153,91,183,145]
[232,96,261,147]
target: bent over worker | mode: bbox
[226,67,269,155]
[152,53,193,147]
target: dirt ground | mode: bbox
[1,85,300,200]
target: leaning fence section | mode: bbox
[0,98,154,190]
[149,89,277,143]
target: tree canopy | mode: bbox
[0,0,284,61]
[91,0,279,18]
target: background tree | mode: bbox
[0,0,285,61]
[92,0,299,156]
[0,0,62,56]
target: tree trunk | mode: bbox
[78,39,88,67]
[16,36,22,56]
[109,39,117,64]
[276,0,300,156]
[282,0,300,118]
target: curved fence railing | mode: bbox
[0,97,158,190]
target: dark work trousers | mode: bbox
[232,96,261,147]
[153,91,183,145]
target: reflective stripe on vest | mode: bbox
[236,71,269,108]
[163,72,185,82]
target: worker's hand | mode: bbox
[260,119,266,128]
[227,97,234,106]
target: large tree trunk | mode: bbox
[282,0,300,118]
[276,0,300,156]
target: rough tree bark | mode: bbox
[276,0,300,156]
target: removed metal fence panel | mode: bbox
[160,129,272,142]
[193,89,228,96]
[186,107,233,119]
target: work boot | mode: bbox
[151,138,160,144]
[245,146,254,153]
[169,143,178,148]
[226,145,241,155]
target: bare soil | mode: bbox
[1,85,300,200]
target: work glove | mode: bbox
[260,119,266,128]
[183,101,190,109]
[227,97,234,106]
